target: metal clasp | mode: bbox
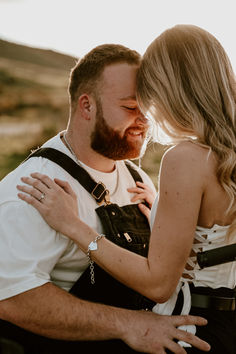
[91,182,111,205]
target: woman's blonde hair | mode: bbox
[137,24,236,237]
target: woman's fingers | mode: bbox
[17,174,69,208]
[17,173,73,203]
[17,173,79,234]
[20,176,49,195]
[30,172,56,189]
[136,181,153,191]
[17,173,76,204]
[130,192,150,203]
[138,203,151,221]
[127,187,144,195]
[128,182,156,208]
[17,184,45,201]
[17,192,44,212]
[54,178,76,197]
[127,182,152,194]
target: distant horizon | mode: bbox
[0,36,78,59]
[0,0,235,72]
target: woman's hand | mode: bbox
[127,181,156,222]
[17,173,78,235]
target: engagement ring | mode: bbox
[39,193,45,201]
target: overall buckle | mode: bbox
[91,182,110,205]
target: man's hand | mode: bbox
[122,311,210,354]
[0,284,210,353]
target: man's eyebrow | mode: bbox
[119,95,137,101]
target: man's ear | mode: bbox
[78,94,93,120]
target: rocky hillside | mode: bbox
[0,39,77,70]
[0,39,77,117]
[0,39,78,179]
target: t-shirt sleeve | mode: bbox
[0,201,69,300]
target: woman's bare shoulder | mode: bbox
[157,142,207,214]
[160,141,214,184]
[162,141,212,167]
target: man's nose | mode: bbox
[135,112,148,125]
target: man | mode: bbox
[0,44,210,354]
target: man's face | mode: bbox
[90,63,149,160]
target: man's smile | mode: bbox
[125,127,147,141]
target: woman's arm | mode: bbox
[17,144,205,303]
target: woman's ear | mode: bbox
[78,94,93,120]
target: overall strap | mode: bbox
[124,161,143,183]
[26,148,108,204]
[25,147,143,204]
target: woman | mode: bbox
[17,25,236,353]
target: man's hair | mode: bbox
[68,44,141,113]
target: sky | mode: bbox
[0,0,235,71]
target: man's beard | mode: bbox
[91,99,147,160]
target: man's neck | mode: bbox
[61,131,116,173]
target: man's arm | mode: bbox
[0,282,123,341]
[0,282,210,353]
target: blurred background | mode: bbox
[0,0,235,186]
[0,38,164,185]
[0,39,76,180]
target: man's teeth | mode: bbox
[129,131,142,135]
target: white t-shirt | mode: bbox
[0,132,156,300]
